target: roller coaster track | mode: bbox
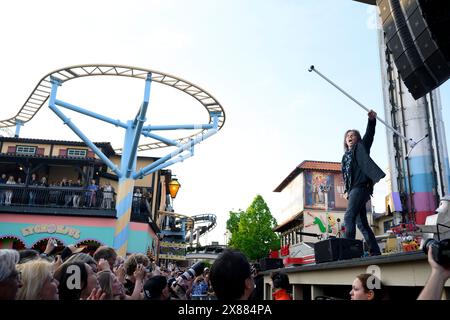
[0,64,225,152]
[185,213,217,242]
[158,211,217,241]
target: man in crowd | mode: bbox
[210,249,254,300]
[143,275,170,300]
[93,246,117,271]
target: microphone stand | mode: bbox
[308,65,428,159]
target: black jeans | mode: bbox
[344,187,381,255]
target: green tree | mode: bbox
[226,209,243,248]
[226,195,280,260]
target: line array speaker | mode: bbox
[377,0,450,99]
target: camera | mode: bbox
[423,238,450,266]
[170,262,205,299]
[179,262,205,281]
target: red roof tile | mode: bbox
[274,160,342,192]
[273,212,303,232]
[299,161,342,171]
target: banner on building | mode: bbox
[304,171,347,210]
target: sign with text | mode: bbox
[21,224,81,239]
[159,241,186,260]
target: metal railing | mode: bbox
[131,195,153,220]
[0,184,156,220]
[0,184,116,210]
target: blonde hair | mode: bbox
[17,259,54,300]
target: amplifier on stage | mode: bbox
[314,238,363,263]
[259,257,284,271]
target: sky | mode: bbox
[1,0,450,246]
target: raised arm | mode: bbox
[417,246,450,300]
[361,110,377,153]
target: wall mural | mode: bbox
[304,211,342,236]
[304,171,347,210]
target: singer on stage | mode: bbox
[341,110,385,256]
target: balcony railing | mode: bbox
[0,184,156,223]
[0,184,116,210]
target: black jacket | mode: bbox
[343,119,386,194]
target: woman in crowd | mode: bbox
[271,271,292,300]
[0,249,22,300]
[97,270,125,300]
[350,273,384,300]
[123,253,148,297]
[16,259,59,300]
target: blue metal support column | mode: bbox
[133,112,221,179]
[125,73,152,177]
[141,131,179,147]
[48,78,122,177]
[142,123,214,131]
[113,121,138,256]
[14,120,24,137]
[54,99,128,129]
[114,73,152,256]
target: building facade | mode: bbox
[0,136,175,257]
[273,161,374,262]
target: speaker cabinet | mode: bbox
[377,0,450,99]
[259,257,284,271]
[314,238,364,263]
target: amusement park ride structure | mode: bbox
[0,64,224,255]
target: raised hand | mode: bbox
[85,288,107,300]
[114,264,126,283]
[44,238,56,255]
[53,255,62,269]
[98,258,111,271]
[134,264,146,281]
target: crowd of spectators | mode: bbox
[0,173,151,211]
[0,242,449,301]
[0,239,215,301]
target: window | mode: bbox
[16,145,36,155]
[67,149,87,158]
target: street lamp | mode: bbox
[168,176,181,199]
